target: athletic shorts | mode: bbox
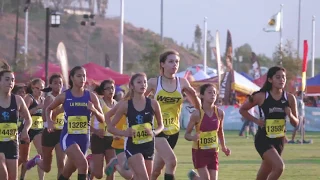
[254,129,284,158]
[42,128,62,147]
[192,149,218,170]
[156,132,179,149]
[60,127,90,155]
[115,149,124,155]
[0,141,18,159]
[20,129,43,144]
[125,141,154,160]
[90,135,113,154]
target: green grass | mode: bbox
[22,131,320,179]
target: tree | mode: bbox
[256,54,273,68]
[234,43,253,64]
[190,43,195,52]
[140,41,165,78]
[194,25,202,55]
[206,30,214,62]
[272,39,301,82]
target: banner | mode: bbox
[180,105,320,132]
[225,30,233,72]
[219,71,234,105]
[301,40,308,91]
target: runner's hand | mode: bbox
[145,128,153,137]
[87,101,95,112]
[125,128,135,137]
[20,130,30,143]
[284,107,292,117]
[47,120,55,133]
[94,129,105,138]
[222,146,231,156]
[192,133,200,142]
[254,118,265,127]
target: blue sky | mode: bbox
[107,0,320,59]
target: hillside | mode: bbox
[0,12,201,75]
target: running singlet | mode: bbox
[0,95,19,142]
[29,94,44,130]
[91,98,113,136]
[154,76,183,135]
[126,98,154,146]
[63,90,91,135]
[47,92,64,130]
[192,107,220,152]
[259,91,288,138]
[111,115,127,149]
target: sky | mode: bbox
[107,0,320,59]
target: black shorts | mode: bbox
[20,129,43,144]
[125,145,154,160]
[156,132,179,149]
[254,128,284,158]
[0,141,18,159]
[90,135,113,154]
[42,128,62,147]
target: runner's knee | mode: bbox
[165,155,177,169]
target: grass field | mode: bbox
[22,131,320,180]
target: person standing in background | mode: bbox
[239,106,257,138]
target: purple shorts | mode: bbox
[60,125,90,155]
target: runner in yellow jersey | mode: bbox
[105,99,134,180]
[185,83,230,180]
[26,74,66,178]
[88,79,117,179]
[146,50,200,180]
[0,70,31,180]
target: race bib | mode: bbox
[132,123,152,144]
[199,130,218,149]
[98,122,112,136]
[162,112,177,132]
[0,123,17,141]
[31,116,43,130]
[266,119,285,138]
[67,116,88,134]
[54,113,65,130]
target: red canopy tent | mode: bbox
[82,62,130,85]
[17,62,62,80]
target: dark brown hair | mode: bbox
[199,83,217,103]
[95,79,115,95]
[249,66,286,102]
[42,73,63,92]
[159,50,179,74]
[69,66,85,89]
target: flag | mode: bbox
[301,40,308,91]
[263,12,281,32]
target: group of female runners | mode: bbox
[0,50,299,180]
